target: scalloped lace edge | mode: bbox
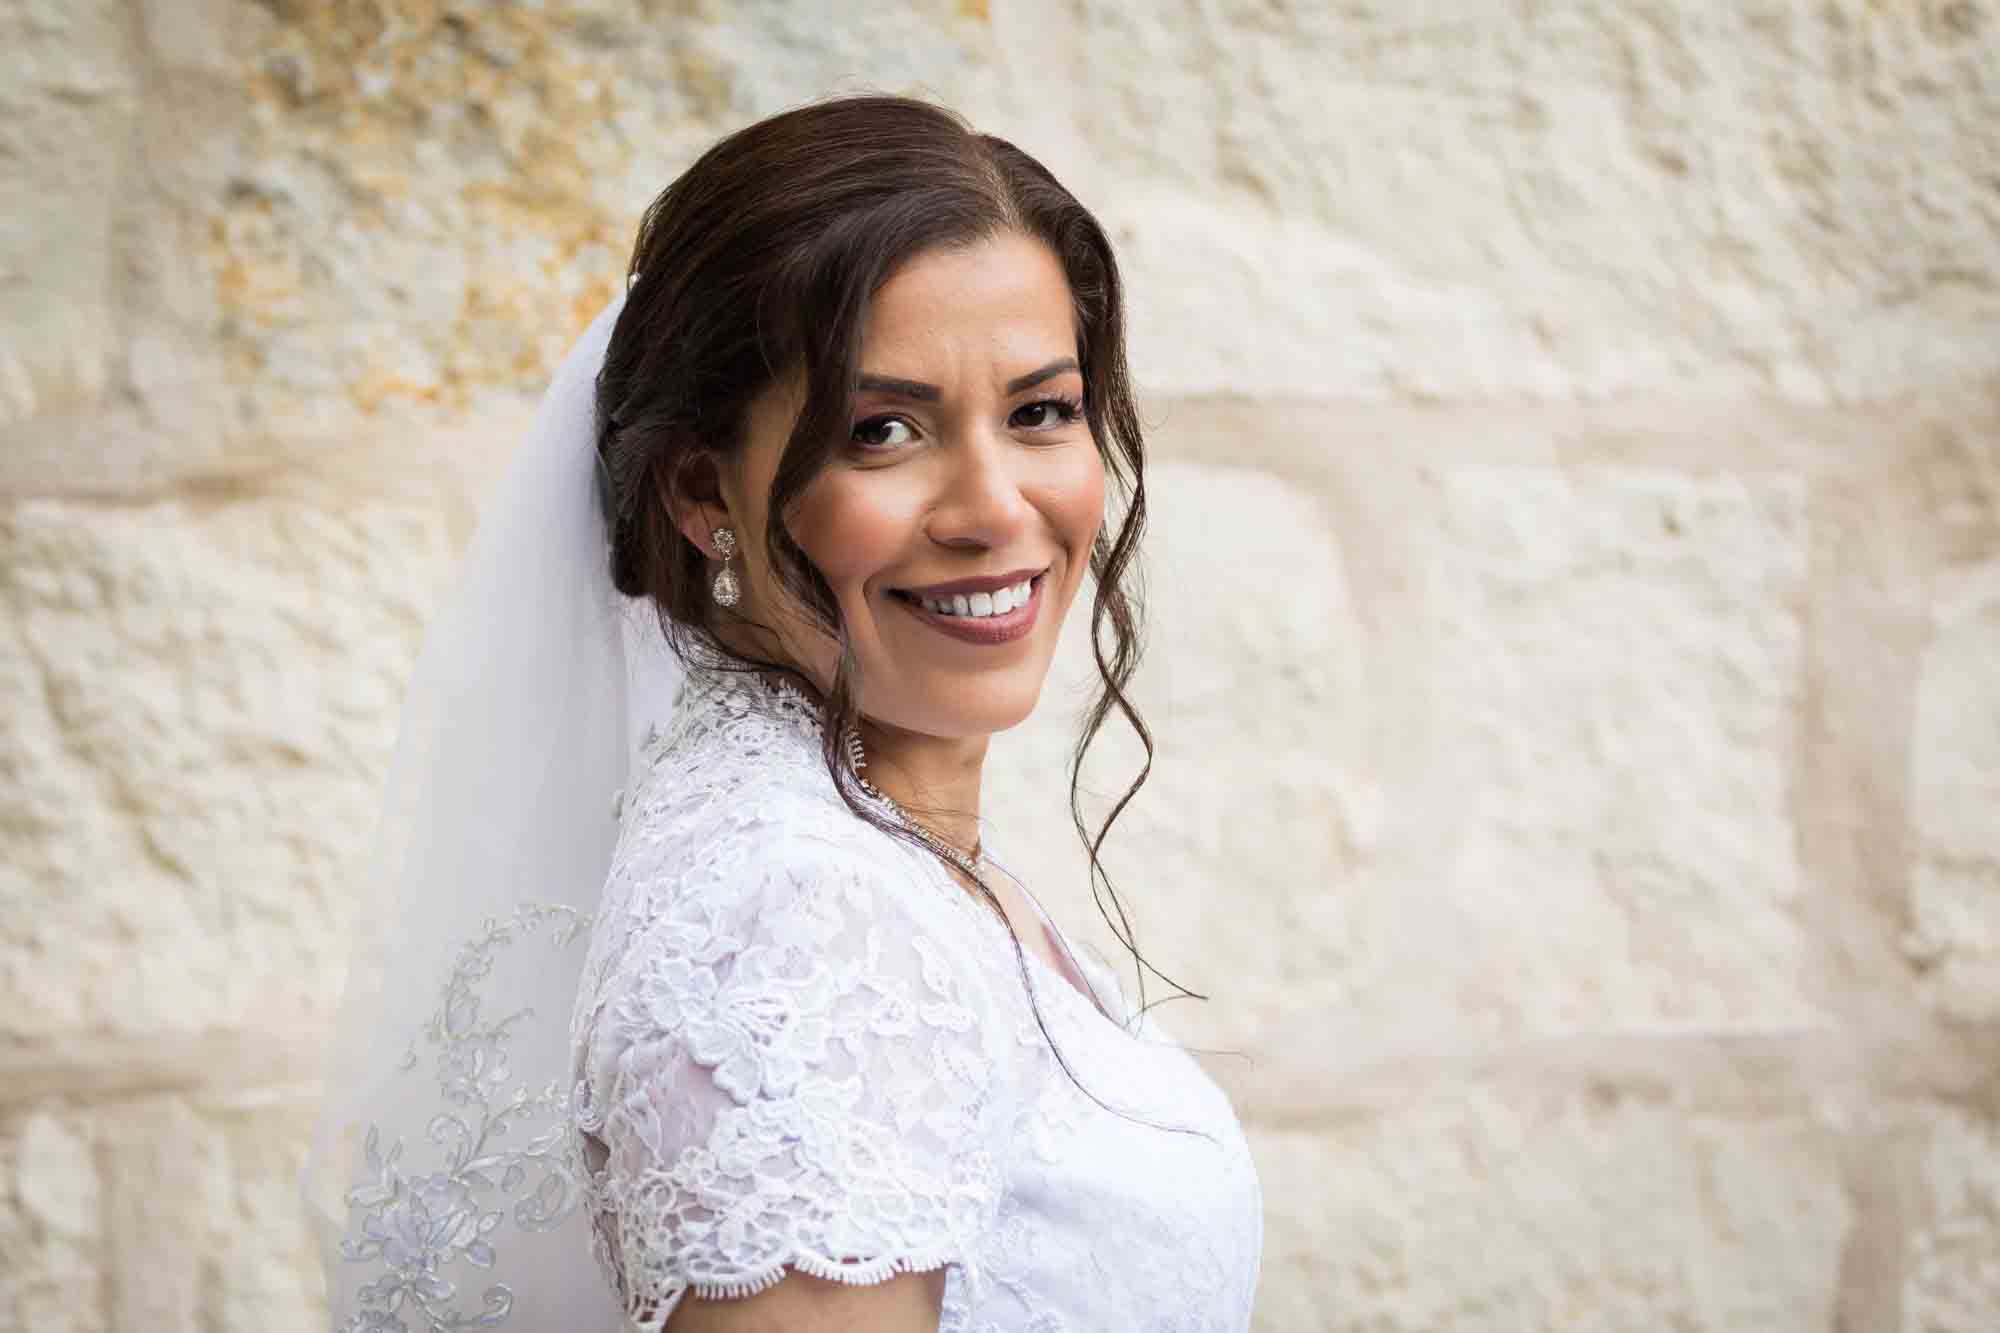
[632,1247,965,1330]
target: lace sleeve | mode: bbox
[573,836,1008,1329]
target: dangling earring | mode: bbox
[710,526,741,607]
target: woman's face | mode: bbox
[704,229,1105,739]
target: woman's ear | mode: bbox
[656,452,733,559]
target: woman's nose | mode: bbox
[924,428,1033,550]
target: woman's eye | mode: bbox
[1011,397,1082,431]
[851,416,916,449]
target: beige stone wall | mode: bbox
[3,2,1995,1329]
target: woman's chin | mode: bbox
[867,663,1051,740]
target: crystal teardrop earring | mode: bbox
[710,526,741,607]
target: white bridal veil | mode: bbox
[304,287,682,1330]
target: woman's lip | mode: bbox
[893,566,1048,598]
[892,573,1044,645]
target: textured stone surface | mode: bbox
[0,0,139,429]
[1412,465,1814,1032]
[206,1103,327,1333]
[3,2,1998,1330]
[101,1098,214,1330]
[0,1106,105,1333]
[1905,562,2000,1023]
[1248,1095,1851,1332]
[0,1099,323,1333]
[1907,1104,2000,1333]
[0,482,458,1045]
[997,0,2000,402]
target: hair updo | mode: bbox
[593,94,1200,1097]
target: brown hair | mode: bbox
[594,94,1201,1116]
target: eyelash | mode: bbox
[848,394,1085,451]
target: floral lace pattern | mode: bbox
[568,667,1264,1331]
[337,904,596,1332]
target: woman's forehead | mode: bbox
[858,235,1079,383]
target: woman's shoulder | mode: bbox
[584,666,1035,1052]
[578,723,1025,1095]
[617,687,900,894]
[597,674,1001,971]
[619,666,845,834]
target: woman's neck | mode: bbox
[708,622,992,857]
[700,653,990,858]
[851,712,989,859]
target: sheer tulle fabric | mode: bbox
[304,291,670,1331]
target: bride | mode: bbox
[308,94,1263,1333]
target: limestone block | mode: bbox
[1906,1104,2000,1333]
[198,1100,327,1333]
[0,480,458,1046]
[0,0,136,431]
[1404,464,1814,1033]
[1,1097,325,1333]
[0,0,1003,495]
[0,0,277,491]
[100,1098,214,1331]
[11,1109,96,1240]
[1249,1093,1848,1332]
[0,1105,106,1333]
[1905,561,2000,1022]
[985,0,2000,400]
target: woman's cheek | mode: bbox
[1054,444,1106,578]
[790,473,911,597]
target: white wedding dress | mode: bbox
[568,665,1264,1331]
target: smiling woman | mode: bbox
[710,231,1103,746]
[310,95,1262,1333]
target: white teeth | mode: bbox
[917,577,1036,619]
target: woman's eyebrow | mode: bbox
[855,372,940,401]
[1005,357,1080,394]
[853,357,1081,402]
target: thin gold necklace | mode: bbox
[844,726,984,878]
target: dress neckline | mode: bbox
[978,844,1131,1031]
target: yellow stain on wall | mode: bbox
[225,0,631,416]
